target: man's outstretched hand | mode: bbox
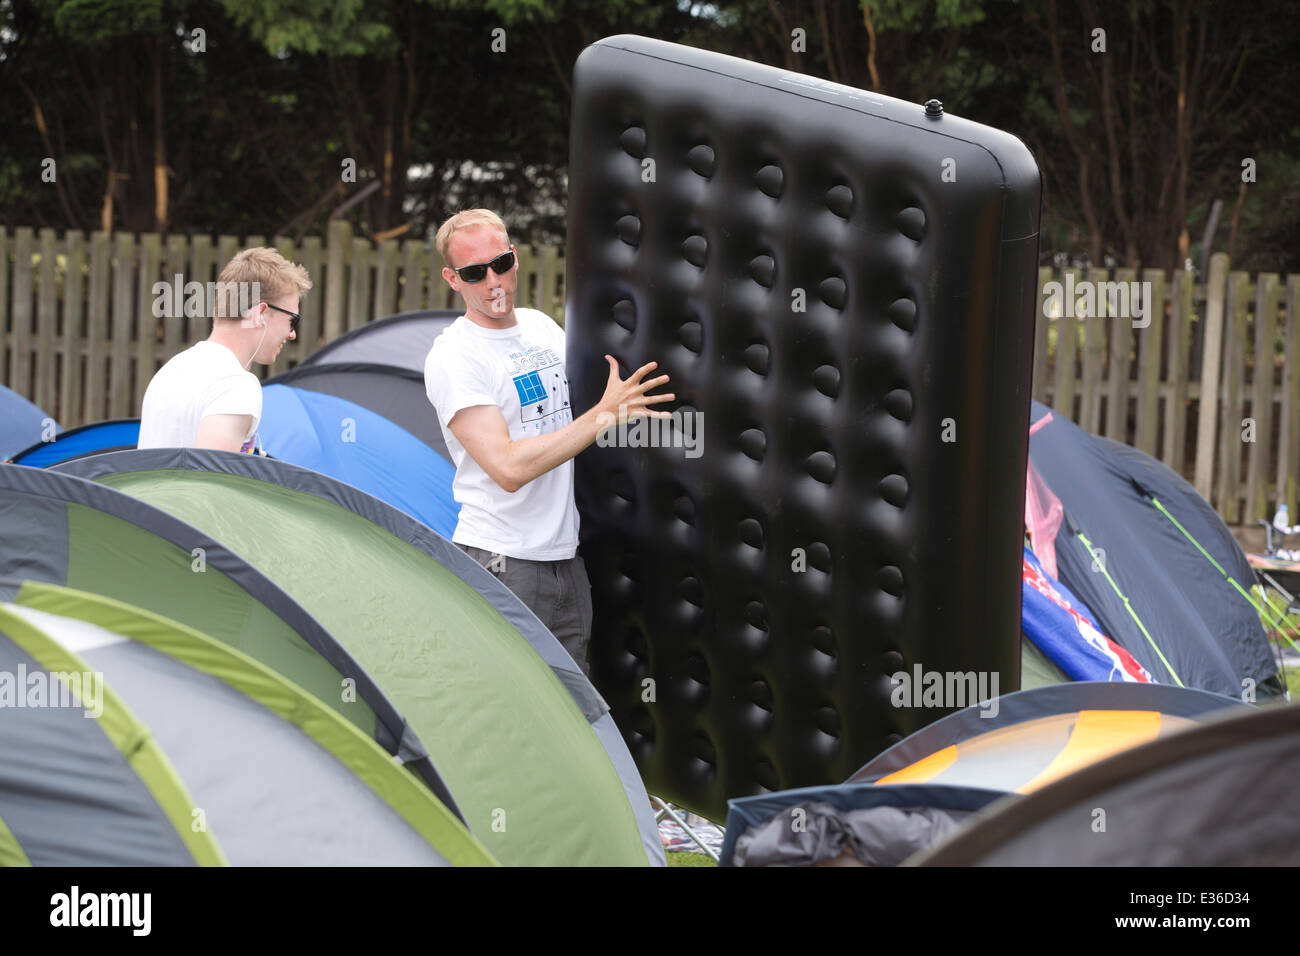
[597,355,675,424]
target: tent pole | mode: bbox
[650,795,720,862]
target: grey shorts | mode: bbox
[457,544,593,675]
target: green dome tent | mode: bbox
[0,582,493,866]
[0,463,458,813]
[54,449,664,866]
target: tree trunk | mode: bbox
[862,3,881,91]
[153,35,168,233]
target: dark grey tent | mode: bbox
[719,783,1006,866]
[1028,401,1281,699]
[300,309,459,372]
[914,701,1300,865]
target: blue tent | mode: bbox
[258,384,459,537]
[0,385,58,459]
[9,419,140,467]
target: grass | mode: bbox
[1253,585,1300,699]
[666,850,716,867]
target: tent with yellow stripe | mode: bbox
[845,682,1243,794]
[719,683,1244,866]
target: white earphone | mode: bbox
[246,308,270,369]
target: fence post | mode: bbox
[1053,267,1079,419]
[428,241,452,309]
[61,231,87,429]
[1164,268,1194,473]
[1246,274,1280,521]
[135,233,163,412]
[515,243,535,312]
[1081,266,1107,433]
[347,235,371,332]
[84,231,111,424]
[1216,272,1249,522]
[187,235,213,346]
[1194,253,1230,504]
[108,232,135,419]
[1280,276,1300,518]
[162,234,188,364]
[296,236,324,355]
[36,229,58,417]
[324,220,350,341]
[400,239,424,313]
[373,239,399,321]
[1106,267,1136,441]
[1134,268,1165,455]
[10,228,34,401]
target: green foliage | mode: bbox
[866,0,987,31]
[33,0,167,42]
[2,0,1296,272]
[220,0,393,55]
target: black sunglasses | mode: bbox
[264,302,300,333]
[453,249,515,283]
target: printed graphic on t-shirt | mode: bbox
[508,345,571,431]
[240,432,259,454]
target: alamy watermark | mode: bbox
[50,886,151,936]
[0,665,104,718]
[596,406,704,458]
[1042,274,1153,328]
[151,274,262,321]
[890,664,1000,718]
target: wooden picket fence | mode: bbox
[3,224,1298,522]
[1031,257,1300,525]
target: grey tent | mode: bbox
[300,309,459,372]
[0,582,493,865]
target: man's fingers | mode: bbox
[630,360,659,382]
[622,409,674,422]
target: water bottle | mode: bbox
[1275,504,1290,534]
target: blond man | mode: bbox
[138,247,311,452]
[424,209,671,673]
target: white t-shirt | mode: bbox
[424,308,579,560]
[137,341,262,451]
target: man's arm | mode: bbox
[194,414,253,452]
[449,355,672,493]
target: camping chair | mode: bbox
[1250,519,1300,615]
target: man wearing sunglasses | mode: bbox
[139,246,311,453]
[425,209,672,675]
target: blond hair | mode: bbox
[436,209,509,267]
[214,247,312,321]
